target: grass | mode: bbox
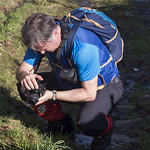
[0,0,150,149]
[0,117,72,150]
[0,1,78,149]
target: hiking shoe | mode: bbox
[91,128,113,150]
[45,114,75,135]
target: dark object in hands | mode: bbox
[27,80,46,107]
[17,80,46,107]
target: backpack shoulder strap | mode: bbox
[44,19,72,86]
[65,25,79,67]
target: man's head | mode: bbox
[21,13,61,52]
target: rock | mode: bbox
[70,0,91,7]
[124,12,134,17]
[141,94,150,98]
[112,133,135,149]
[75,133,93,149]
[134,0,149,3]
[115,118,144,130]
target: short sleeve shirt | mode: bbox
[23,27,116,90]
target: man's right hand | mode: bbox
[21,73,43,90]
[16,61,43,90]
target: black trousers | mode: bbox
[39,72,123,136]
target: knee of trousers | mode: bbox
[76,113,109,136]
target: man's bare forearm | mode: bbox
[16,69,30,82]
[16,61,34,82]
[16,61,44,90]
[36,76,98,105]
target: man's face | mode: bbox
[37,39,60,54]
[35,26,61,54]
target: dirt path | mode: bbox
[68,0,150,149]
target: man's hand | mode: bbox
[16,61,43,90]
[36,90,52,105]
[21,73,43,90]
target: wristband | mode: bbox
[52,90,57,101]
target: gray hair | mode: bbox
[21,13,57,50]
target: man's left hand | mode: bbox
[35,90,52,105]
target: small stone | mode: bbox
[133,68,139,71]
[134,0,149,3]
[124,12,134,17]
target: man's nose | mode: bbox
[40,50,46,54]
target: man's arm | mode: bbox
[16,61,43,90]
[57,75,98,102]
[36,75,98,105]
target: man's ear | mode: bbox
[53,29,58,36]
[54,25,61,37]
[53,26,60,36]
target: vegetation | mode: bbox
[0,0,150,149]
